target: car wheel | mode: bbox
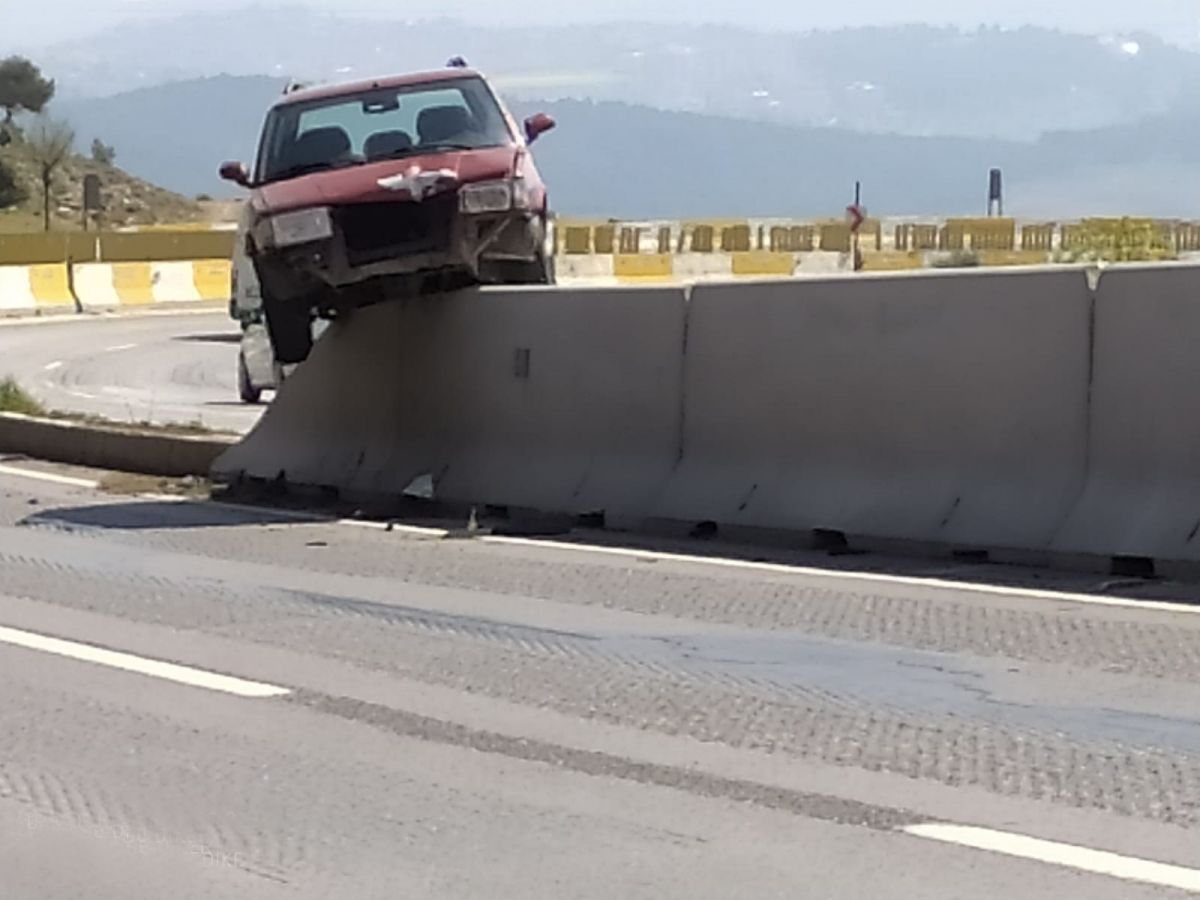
[237,350,262,404]
[263,293,313,365]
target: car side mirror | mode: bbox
[523,113,556,144]
[219,161,251,187]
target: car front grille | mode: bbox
[336,195,455,267]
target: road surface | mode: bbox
[0,459,1198,898]
[0,311,261,433]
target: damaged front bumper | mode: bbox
[250,194,545,311]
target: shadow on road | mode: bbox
[172,332,242,344]
[23,499,323,531]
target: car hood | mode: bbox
[251,146,519,216]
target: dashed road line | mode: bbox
[0,624,289,698]
[903,823,1200,893]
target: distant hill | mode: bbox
[36,13,1200,141]
[0,129,202,230]
[48,75,1200,218]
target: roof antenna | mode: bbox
[446,56,468,68]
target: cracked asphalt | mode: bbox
[1,464,1200,898]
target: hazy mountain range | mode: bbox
[51,75,1200,219]
[14,9,1200,218]
[33,12,1200,139]
[9,0,1198,50]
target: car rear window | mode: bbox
[255,76,513,183]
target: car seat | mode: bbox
[364,130,414,161]
[417,106,473,145]
[290,127,352,169]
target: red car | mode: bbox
[219,63,556,363]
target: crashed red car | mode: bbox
[219,64,556,363]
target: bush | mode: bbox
[0,377,46,415]
[930,249,981,268]
[90,138,116,166]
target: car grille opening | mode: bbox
[336,196,455,266]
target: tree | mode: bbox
[0,157,25,208]
[0,57,55,125]
[25,116,75,231]
[90,138,116,166]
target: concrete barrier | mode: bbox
[213,285,687,520]
[74,260,230,311]
[0,265,36,314]
[0,412,236,477]
[1053,264,1200,566]
[0,264,76,315]
[557,252,850,283]
[652,268,1094,552]
[151,261,203,303]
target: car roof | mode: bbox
[274,69,485,107]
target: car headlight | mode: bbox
[460,180,513,214]
[269,207,333,248]
[511,177,536,210]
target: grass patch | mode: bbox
[0,377,46,415]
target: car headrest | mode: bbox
[417,106,472,145]
[292,127,351,167]
[363,130,414,161]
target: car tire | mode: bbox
[263,294,313,365]
[237,350,262,404]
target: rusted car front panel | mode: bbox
[252,196,544,309]
[247,141,548,309]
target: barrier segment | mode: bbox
[0,264,75,314]
[652,268,1093,550]
[75,260,230,310]
[112,263,155,306]
[213,285,688,521]
[151,262,202,303]
[1053,264,1200,563]
[29,264,75,309]
[0,266,36,313]
[192,260,233,301]
[73,263,121,310]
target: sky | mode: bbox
[7,0,1200,48]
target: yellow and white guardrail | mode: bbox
[0,264,78,315]
[73,259,232,312]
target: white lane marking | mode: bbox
[479,535,1200,616]
[0,464,99,489]
[903,824,1200,893]
[64,389,100,400]
[0,624,290,698]
[42,360,63,371]
[104,343,138,352]
[0,457,1189,616]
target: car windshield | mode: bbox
[255,76,513,183]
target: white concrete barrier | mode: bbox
[0,264,76,315]
[151,261,203,303]
[1053,264,1200,565]
[652,267,1094,551]
[74,260,231,311]
[214,285,688,520]
[0,266,36,313]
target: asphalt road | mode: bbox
[0,311,263,434]
[1,460,1199,898]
